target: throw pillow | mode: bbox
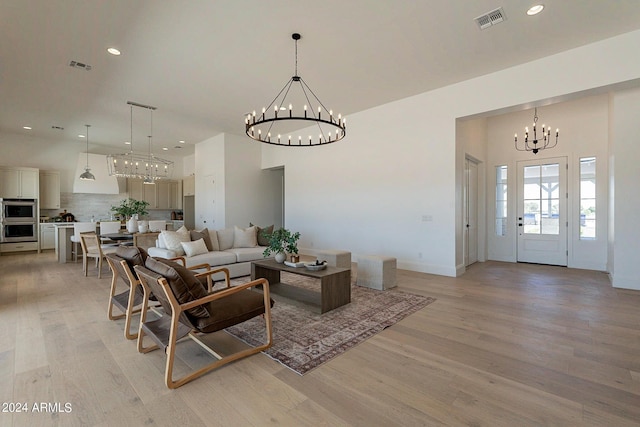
[233,225,257,248]
[250,223,274,246]
[181,238,209,257]
[190,228,217,251]
[145,257,209,319]
[160,229,190,256]
[207,229,219,251]
[216,228,235,250]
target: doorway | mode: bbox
[464,157,479,266]
[516,156,567,266]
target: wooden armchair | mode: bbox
[134,257,273,389]
[105,248,211,340]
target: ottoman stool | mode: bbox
[356,255,396,290]
[317,249,351,269]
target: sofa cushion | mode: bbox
[234,225,257,248]
[207,229,219,251]
[160,229,190,256]
[217,228,234,250]
[184,250,237,268]
[190,228,217,251]
[181,238,209,257]
[194,289,273,333]
[251,223,273,247]
[225,247,267,263]
[145,257,209,319]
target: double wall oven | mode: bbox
[0,198,38,243]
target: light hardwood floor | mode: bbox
[1,251,639,426]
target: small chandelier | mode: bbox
[515,107,559,154]
[79,124,95,181]
[245,33,346,146]
[107,101,173,181]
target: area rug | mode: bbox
[224,272,436,375]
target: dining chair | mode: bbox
[80,232,118,278]
[99,221,122,245]
[70,222,96,262]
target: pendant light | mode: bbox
[79,124,96,180]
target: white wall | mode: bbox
[610,87,640,289]
[194,133,282,231]
[261,29,640,278]
[194,134,225,229]
[223,133,282,229]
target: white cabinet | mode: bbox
[157,180,182,209]
[183,175,195,196]
[127,178,181,209]
[39,171,61,209]
[0,167,39,199]
[127,178,156,207]
[40,223,55,250]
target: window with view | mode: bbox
[580,157,596,240]
[495,165,507,236]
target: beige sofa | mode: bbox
[147,225,271,279]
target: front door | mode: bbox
[517,157,567,266]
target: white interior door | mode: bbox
[464,158,478,266]
[517,157,567,266]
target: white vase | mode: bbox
[127,217,138,233]
[275,252,286,263]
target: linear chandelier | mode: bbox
[245,33,346,147]
[514,107,559,154]
[107,101,173,182]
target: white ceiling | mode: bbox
[2,1,640,157]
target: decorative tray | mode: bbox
[305,263,327,271]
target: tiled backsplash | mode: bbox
[41,192,175,222]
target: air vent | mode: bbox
[51,125,64,130]
[475,7,506,30]
[69,60,92,71]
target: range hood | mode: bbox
[73,153,120,194]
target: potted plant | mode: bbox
[262,227,301,263]
[111,198,150,232]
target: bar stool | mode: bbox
[70,222,96,262]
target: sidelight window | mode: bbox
[579,157,596,240]
[495,165,508,236]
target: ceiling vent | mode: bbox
[69,60,92,71]
[474,7,506,30]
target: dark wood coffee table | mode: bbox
[251,259,351,313]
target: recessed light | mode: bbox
[162,147,168,151]
[179,140,185,144]
[124,141,131,145]
[107,47,121,56]
[527,4,544,15]
[23,126,32,130]
[78,134,85,138]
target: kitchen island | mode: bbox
[53,223,75,263]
